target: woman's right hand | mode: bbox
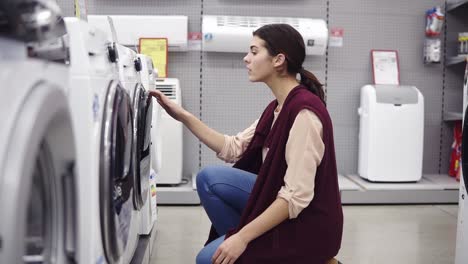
[148,89,187,122]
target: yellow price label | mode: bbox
[74,0,80,18]
[139,38,168,78]
[74,0,87,20]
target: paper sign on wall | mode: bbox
[188,32,202,51]
[139,38,168,78]
[329,27,344,47]
[371,50,400,85]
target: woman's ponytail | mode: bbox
[299,68,326,105]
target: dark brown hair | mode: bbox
[253,23,325,105]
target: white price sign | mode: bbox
[371,50,400,85]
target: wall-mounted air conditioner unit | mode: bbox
[87,15,188,51]
[202,15,328,56]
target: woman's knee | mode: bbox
[195,248,211,264]
[196,165,224,189]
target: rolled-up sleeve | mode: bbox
[216,119,258,163]
[277,109,324,219]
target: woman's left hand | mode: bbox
[211,234,248,264]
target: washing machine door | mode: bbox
[0,80,77,264]
[132,83,153,210]
[99,81,135,264]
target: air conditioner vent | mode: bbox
[156,84,176,100]
[216,16,300,28]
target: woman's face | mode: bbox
[243,36,276,82]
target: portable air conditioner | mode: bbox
[358,85,424,182]
[202,15,328,55]
[152,78,183,185]
[87,15,188,51]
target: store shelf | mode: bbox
[444,111,463,121]
[340,174,459,204]
[447,0,468,11]
[447,55,467,66]
[156,173,200,205]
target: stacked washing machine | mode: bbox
[112,42,154,263]
[0,1,79,263]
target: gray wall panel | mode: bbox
[56,0,74,17]
[330,0,441,15]
[440,124,453,174]
[333,124,359,174]
[327,69,370,127]
[424,125,445,173]
[445,65,465,113]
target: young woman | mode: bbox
[149,24,343,264]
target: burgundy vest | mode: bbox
[208,85,343,263]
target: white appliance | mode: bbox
[202,15,328,55]
[0,37,78,264]
[139,168,158,235]
[115,43,153,211]
[136,54,158,235]
[137,54,162,175]
[64,18,138,264]
[358,84,424,182]
[87,15,188,51]
[113,43,155,263]
[154,78,183,185]
[456,61,468,264]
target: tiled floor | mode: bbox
[150,204,459,264]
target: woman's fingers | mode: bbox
[212,247,226,264]
[220,256,231,264]
[148,89,164,101]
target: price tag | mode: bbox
[371,50,400,85]
[139,38,168,78]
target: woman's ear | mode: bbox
[274,53,286,67]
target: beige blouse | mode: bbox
[216,109,324,219]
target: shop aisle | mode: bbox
[150,205,458,264]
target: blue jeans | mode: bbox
[195,165,257,264]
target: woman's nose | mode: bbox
[243,54,249,63]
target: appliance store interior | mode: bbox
[1,0,468,263]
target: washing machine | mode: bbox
[456,60,468,264]
[64,17,138,264]
[0,36,78,263]
[136,54,159,235]
[86,18,153,219]
[114,43,154,262]
[116,44,153,211]
[137,54,162,175]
